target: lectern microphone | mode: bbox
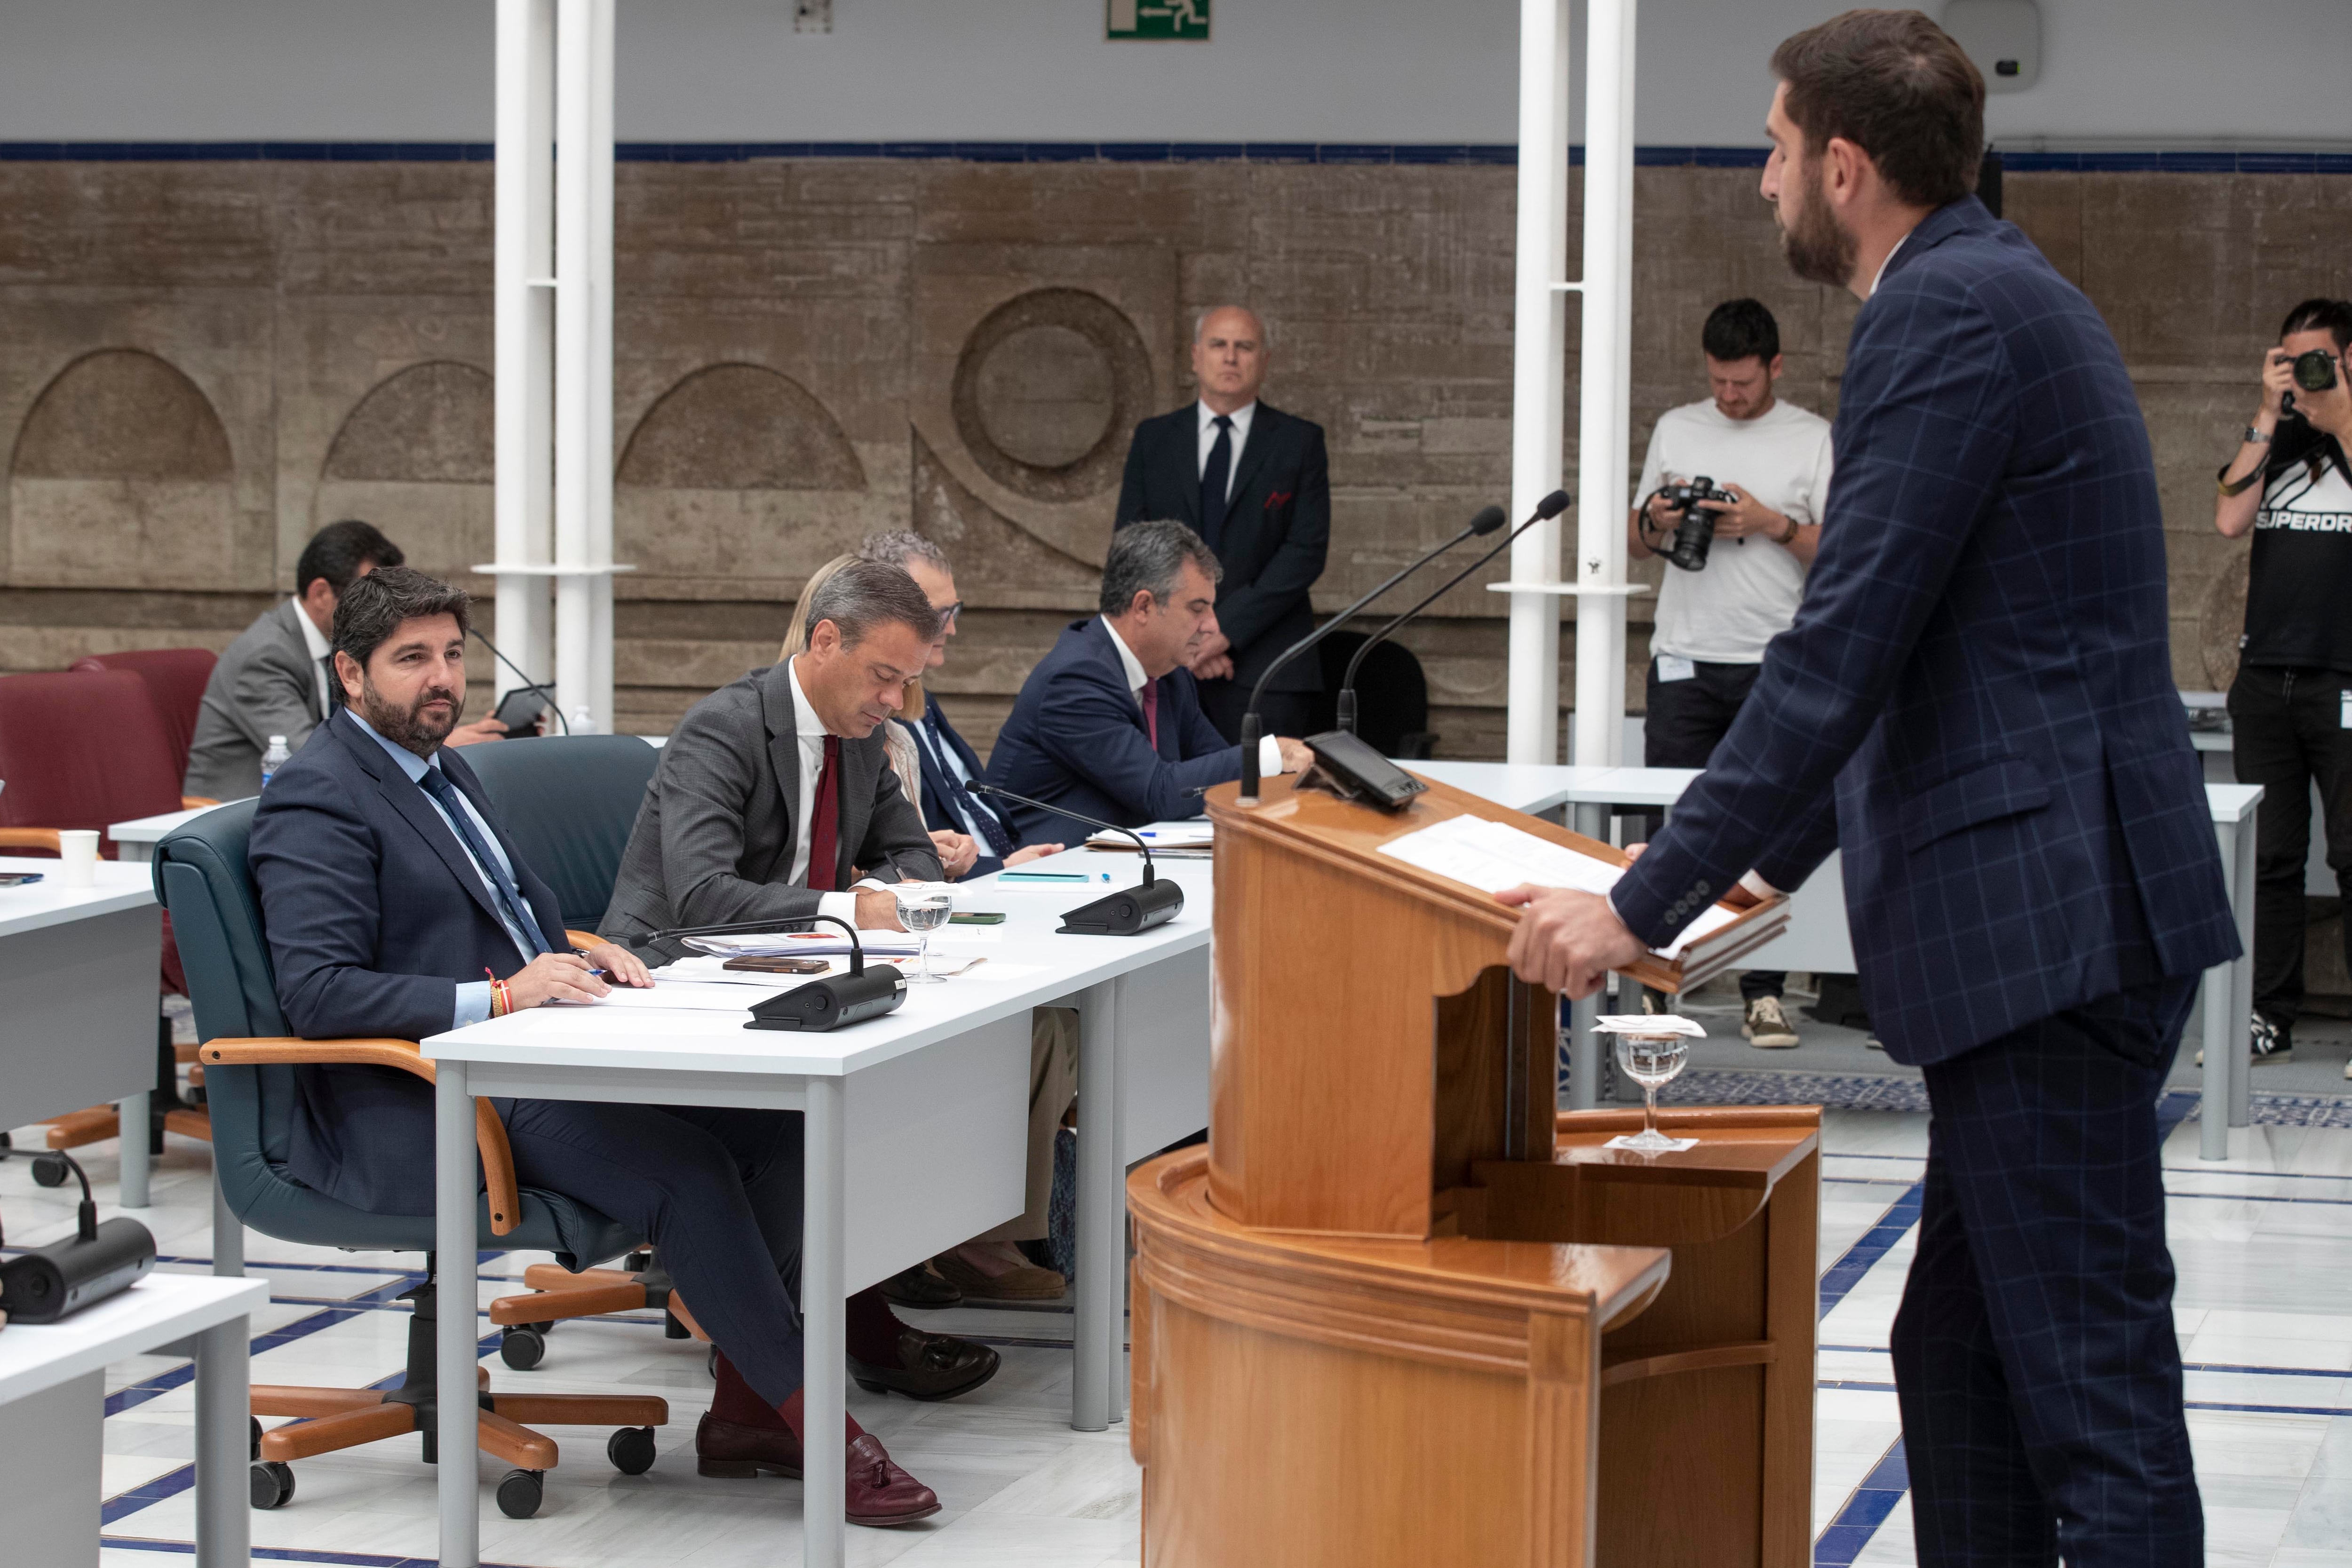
[1237,501,1509,804]
[969,785,1184,936]
[1336,488,1572,737]
[647,913,906,1031]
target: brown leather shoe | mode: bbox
[879,1262,963,1309]
[694,1416,941,1527]
[848,1325,1000,1402]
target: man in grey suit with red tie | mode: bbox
[1500,15,2237,1565]
[1114,306,1331,743]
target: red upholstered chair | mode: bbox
[0,669,212,1154]
[70,648,218,784]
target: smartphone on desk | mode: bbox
[721,955,831,975]
[949,911,1006,925]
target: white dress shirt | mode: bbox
[1868,231,1913,298]
[785,656,880,925]
[1196,399,1258,503]
[294,599,333,717]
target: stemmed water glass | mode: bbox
[892,884,954,984]
[1593,1015,1702,1154]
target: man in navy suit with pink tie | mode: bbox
[1501,14,2237,1566]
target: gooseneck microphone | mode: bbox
[647,913,906,1030]
[1336,488,1572,737]
[468,627,570,734]
[969,784,1185,936]
[1236,502,1509,804]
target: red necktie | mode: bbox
[1140,679,1160,751]
[807,734,840,891]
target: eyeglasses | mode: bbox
[936,600,963,626]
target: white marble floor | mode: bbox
[7,1100,2352,1566]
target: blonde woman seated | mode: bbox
[782,546,1075,1304]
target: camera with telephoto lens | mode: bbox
[2292,349,2339,395]
[1653,476,1734,572]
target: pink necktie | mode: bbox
[1140,680,1160,750]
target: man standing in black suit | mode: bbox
[1115,305,1330,742]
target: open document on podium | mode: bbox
[1375,814,1732,959]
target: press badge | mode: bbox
[1658,655,1696,683]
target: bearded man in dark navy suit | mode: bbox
[1114,305,1330,743]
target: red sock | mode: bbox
[844,1286,905,1364]
[709,1349,791,1431]
[775,1388,865,1445]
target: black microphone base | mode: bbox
[745,968,908,1031]
[1057,877,1185,936]
[0,1216,157,1323]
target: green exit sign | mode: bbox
[1108,0,1211,42]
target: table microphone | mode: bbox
[1336,488,1572,737]
[647,913,907,1031]
[0,1149,156,1323]
[1237,502,1509,804]
[969,785,1184,935]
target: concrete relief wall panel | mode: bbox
[8,348,244,590]
[313,359,496,588]
[910,245,1181,574]
[615,361,879,592]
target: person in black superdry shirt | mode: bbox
[2214,296,2352,1069]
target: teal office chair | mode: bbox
[155,800,669,1519]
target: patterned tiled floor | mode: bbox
[8,1091,2352,1566]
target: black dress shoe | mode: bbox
[848,1325,1000,1402]
[879,1263,963,1310]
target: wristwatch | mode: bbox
[1772,513,1800,546]
[2243,424,2273,444]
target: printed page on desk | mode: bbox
[1376,814,1738,960]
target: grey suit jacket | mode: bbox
[185,600,328,800]
[600,661,942,961]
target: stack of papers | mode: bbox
[1376,813,1740,962]
[1088,822,1212,857]
[683,931,922,959]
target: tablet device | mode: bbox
[492,686,550,736]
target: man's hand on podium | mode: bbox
[1496,883,1644,998]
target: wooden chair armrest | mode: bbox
[196,1036,523,1236]
[0,828,62,854]
[182,796,221,810]
[564,929,602,953]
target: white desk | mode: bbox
[110,803,236,865]
[421,847,1212,1568]
[0,858,165,1207]
[1413,762,2265,1138]
[0,1271,267,1565]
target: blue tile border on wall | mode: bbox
[0,141,2342,172]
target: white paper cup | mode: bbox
[56,829,99,887]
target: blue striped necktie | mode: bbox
[417,764,553,957]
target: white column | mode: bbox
[493,0,555,700]
[553,0,596,727]
[1570,0,1638,767]
[585,0,617,732]
[1504,0,1572,766]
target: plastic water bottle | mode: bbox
[261,735,290,788]
[568,705,597,735]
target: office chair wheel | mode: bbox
[31,1154,69,1187]
[250,1461,295,1510]
[250,1417,262,1461]
[499,1326,547,1371]
[528,1319,555,1334]
[607,1426,657,1476]
[495,1468,544,1519]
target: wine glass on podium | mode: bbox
[1592,1015,1703,1154]
[892,884,954,984]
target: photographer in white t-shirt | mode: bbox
[1627,298,1834,1049]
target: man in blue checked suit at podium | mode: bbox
[1499,16,2237,1566]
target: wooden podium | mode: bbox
[1128,776,1820,1567]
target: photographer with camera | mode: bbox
[1628,297,1833,1048]
[2214,296,2352,1072]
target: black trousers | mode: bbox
[1895,974,2201,1568]
[1642,656,1785,1002]
[1196,677,1316,748]
[501,1100,808,1408]
[2227,663,2352,1026]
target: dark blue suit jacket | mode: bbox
[1613,198,2239,1065]
[983,617,1238,838]
[249,709,566,1215]
[909,693,1022,878]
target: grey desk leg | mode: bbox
[1565,803,1611,1111]
[2200,966,2231,1162]
[2229,818,2257,1129]
[118,1089,151,1208]
[1072,978,1119,1433]
[803,1075,846,1568]
[192,1313,251,1567]
[434,1065,478,1568]
[212,1171,244,1276]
